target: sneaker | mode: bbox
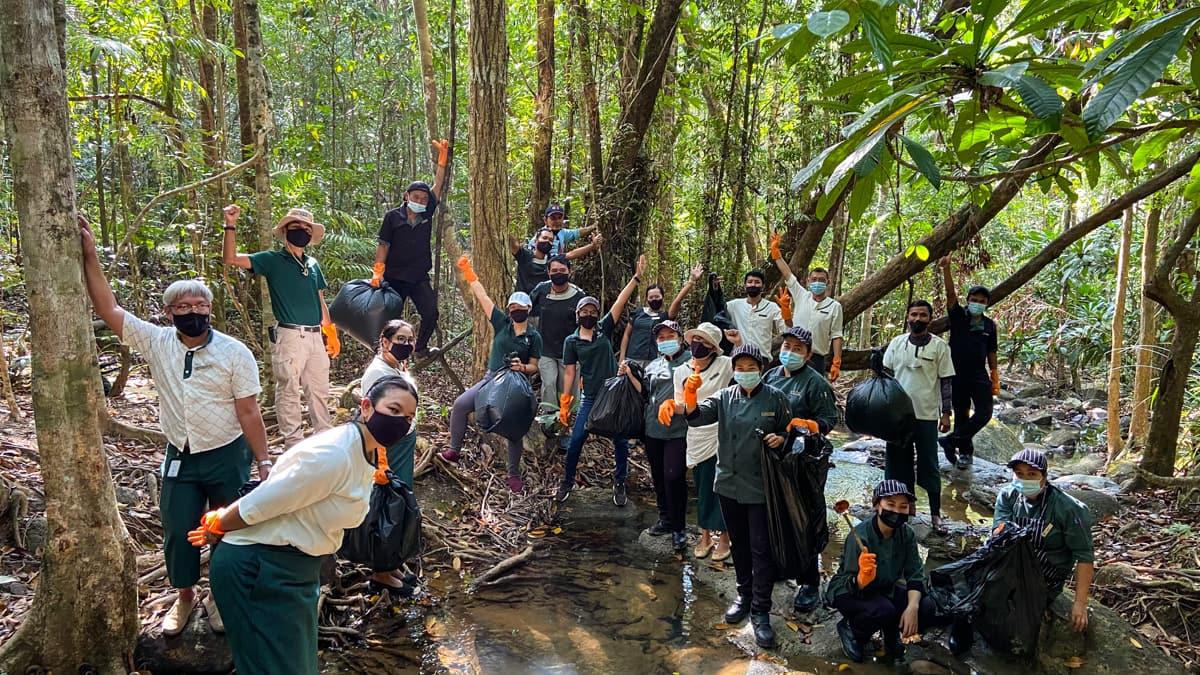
[203,594,224,634]
[506,475,525,493]
[938,435,958,465]
[837,618,865,663]
[439,448,461,463]
[555,482,573,503]
[162,594,197,637]
[647,520,672,537]
[612,481,628,507]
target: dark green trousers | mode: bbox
[387,432,416,489]
[885,419,942,516]
[211,542,322,675]
[693,456,726,531]
[160,436,250,588]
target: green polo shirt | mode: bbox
[562,313,617,399]
[993,484,1094,578]
[763,364,839,434]
[686,382,793,504]
[486,307,543,372]
[643,347,691,440]
[249,250,326,326]
[826,517,926,603]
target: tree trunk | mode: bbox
[1106,207,1133,460]
[468,0,510,376]
[857,225,879,348]
[569,0,603,198]
[828,206,849,296]
[1128,204,1161,451]
[231,0,254,167]
[529,0,555,227]
[0,0,139,669]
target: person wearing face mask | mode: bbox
[637,320,692,551]
[685,343,800,649]
[827,480,943,664]
[769,233,845,381]
[223,204,338,449]
[937,256,1000,470]
[882,300,955,531]
[440,257,542,493]
[762,326,838,613]
[369,140,451,357]
[511,227,603,295]
[556,256,646,505]
[528,255,586,423]
[671,322,734,561]
[190,376,419,675]
[619,264,703,368]
[527,203,599,257]
[724,269,787,357]
[80,214,271,637]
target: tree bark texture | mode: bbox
[1106,207,1133,459]
[1128,205,1161,450]
[530,0,555,228]
[569,0,603,198]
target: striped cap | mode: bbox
[652,319,682,336]
[1007,448,1048,473]
[729,343,767,367]
[782,326,814,347]
[872,479,917,504]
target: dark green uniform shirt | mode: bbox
[643,346,691,439]
[486,306,543,372]
[763,364,839,434]
[993,484,1094,579]
[249,250,326,326]
[686,383,793,504]
[563,313,617,399]
[826,517,926,602]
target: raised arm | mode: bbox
[455,255,495,317]
[610,254,647,320]
[431,139,450,198]
[940,256,959,307]
[221,204,254,270]
[669,263,703,319]
[79,215,127,338]
[770,232,795,281]
[565,232,603,260]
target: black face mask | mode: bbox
[745,285,763,298]
[690,341,713,359]
[536,241,553,254]
[908,320,929,334]
[173,312,211,338]
[578,314,598,329]
[879,509,910,529]
[365,409,411,448]
[389,342,414,362]
[285,228,312,248]
[550,272,570,287]
[510,309,529,323]
[648,298,664,312]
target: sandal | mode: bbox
[693,531,714,559]
[711,533,732,562]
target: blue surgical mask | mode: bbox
[809,281,827,296]
[408,200,427,214]
[779,350,805,372]
[1014,478,1043,498]
[656,339,680,356]
[733,371,762,390]
[967,301,986,316]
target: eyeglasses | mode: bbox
[391,336,415,345]
[170,302,212,314]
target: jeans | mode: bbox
[951,376,993,456]
[562,397,629,487]
[644,436,687,531]
[719,495,775,612]
[885,419,942,517]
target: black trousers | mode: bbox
[809,353,829,378]
[386,276,440,351]
[644,436,687,532]
[951,376,993,456]
[832,586,946,638]
[719,495,775,613]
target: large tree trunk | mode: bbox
[0,0,139,670]
[529,0,555,227]
[1128,204,1162,451]
[1106,207,1133,460]
[467,0,510,376]
[569,0,603,199]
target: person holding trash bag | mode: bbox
[223,204,338,449]
[556,255,646,506]
[763,326,838,613]
[844,349,917,442]
[882,300,955,530]
[619,264,703,368]
[637,320,692,551]
[827,479,945,663]
[587,359,647,439]
[529,255,586,418]
[189,376,418,675]
[685,342,802,649]
[769,233,845,380]
[440,256,542,494]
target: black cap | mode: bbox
[873,479,917,504]
[729,343,766,367]
[652,319,682,337]
[781,326,813,347]
[544,203,565,216]
[1007,448,1048,474]
[967,285,991,301]
[406,180,432,195]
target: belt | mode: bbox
[278,323,321,333]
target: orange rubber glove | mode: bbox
[321,321,340,358]
[374,447,390,485]
[188,509,226,548]
[457,255,478,283]
[657,399,677,426]
[857,551,878,589]
[788,418,820,435]
[370,262,386,288]
[991,368,1001,396]
[683,373,703,409]
[769,232,782,261]
[776,287,793,325]
[829,356,842,382]
[559,393,573,427]
[434,139,450,166]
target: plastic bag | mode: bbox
[760,428,833,580]
[844,349,916,442]
[328,279,407,348]
[474,369,537,442]
[927,525,1047,655]
[339,471,422,571]
[586,362,645,439]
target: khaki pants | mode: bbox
[272,326,332,447]
[537,356,578,406]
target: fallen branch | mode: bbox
[139,550,209,585]
[105,413,167,446]
[468,544,536,591]
[1135,469,1200,488]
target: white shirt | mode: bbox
[674,355,733,467]
[121,315,261,452]
[882,333,956,420]
[725,298,786,355]
[225,424,376,556]
[784,277,844,356]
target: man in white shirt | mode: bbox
[724,269,787,356]
[770,233,844,381]
[882,299,955,530]
[80,216,271,637]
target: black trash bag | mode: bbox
[586,361,646,439]
[339,471,422,571]
[474,368,538,442]
[760,429,833,580]
[328,279,406,348]
[927,524,1047,655]
[844,349,916,442]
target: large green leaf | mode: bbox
[826,125,891,194]
[808,10,850,38]
[847,171,876,222]
[1192,42,1200,90]
[978,62,1028,88]
[860,3,893,71]
[900,135,941,190]
[970,0,1007,58]
[792,145,837,192]
[1082,26,1189,139]
[1014,75,1063,121]
[1081,7,1200,76]
[1131,128,1185,172]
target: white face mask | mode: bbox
[408,200,427,214]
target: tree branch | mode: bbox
[68,93,174,118]
[1146,207,1200,317]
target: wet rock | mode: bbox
[968,421,1023,465]
[135,615,232,674]
[1047,452,1106,477]
[0,579,30,595]
[940,455,1010,487]
[115,486,141,505]
[996,388,1015,401]
[1059,487,1120,521]
[1076,382,1107,401]
[1034,590,1184,675]
[1042,429,1079,448]
[1016,384,1051,398]
[1024,396,1058,409]
[1008,398,1028,408]
[1084,398,1106,410]
[1061,397,1084,411]
[1024,411,1054,426]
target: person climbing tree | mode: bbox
[770,232,845,380]
[938,256,1000,470]
[528,203,599,257]
[512,228,603,295]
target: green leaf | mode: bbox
[1059,119,1090,152]
[807,10,851,38]
[816,175,852,219]
[1184,175,1200,205]
[1081,7,1200,76]
[847,172,876,222]
[970,0,1007,57]
[900,135,941,190]
[978,63,1029,88]
[1014,75,1063,121]
[905,245,916,258]
[914,244,930,261]
[792,145,837,192]
[854,138,885,177]
[1192,43,1200,90]
[860,3,893,71]
[1082,26,1189,139]
[1131,128,1185,172]
[826,125,891,194]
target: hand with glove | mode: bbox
[856,551,878,589]
[558,393,573,427]
[769,232,782,261]
[787,418,820,435]
[657,399,677,426]
[776,287,793,325]
[683,373,703,409]
[456,254,478,283]
[829,355,842,382]
[188,509,226,548]
[370,262,386,288]
[434,139,450,166]
[990,368,1001,396]
[321,321,341,358]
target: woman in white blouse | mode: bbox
[188,376,418,675]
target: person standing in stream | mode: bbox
[619,264,703,369]
[369,139,450,357]
[768,232,845,380]
[223,204,338,449]
[641,319,692,551]
[937,256,1001,469]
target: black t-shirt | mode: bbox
[947,303,998,380]
[378,201,438,282]
[530,280,582,359]
[625,307,665,361]
[513,247,550,294]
